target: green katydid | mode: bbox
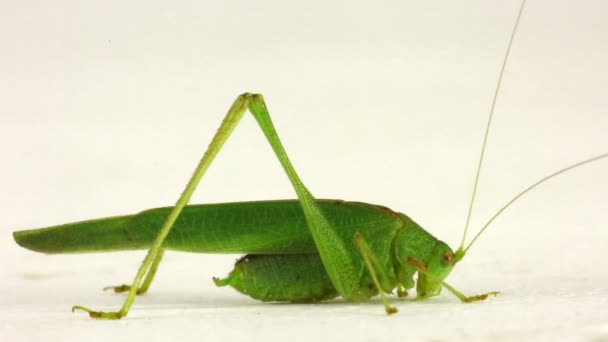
[11,0,608,320]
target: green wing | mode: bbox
[13,200,403,255]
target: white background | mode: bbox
[1,0,607,341]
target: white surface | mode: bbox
[1,0,607,341]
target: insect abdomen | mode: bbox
[214,254,338,302]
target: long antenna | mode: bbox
[463,153,608,255]
[459,0,527,250]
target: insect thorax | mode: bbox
[393,214,447,290]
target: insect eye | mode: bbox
[441,252,454,266]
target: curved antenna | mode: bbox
[462,153,608,256]
[459,0,527,250]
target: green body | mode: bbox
[13,199,452,302]
[12,7,589,318]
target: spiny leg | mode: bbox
[73,93,361,319]
[407,258,499,303]
[354,233,397,315]
[73,94,251,319]
[103,249,165,295]
[246,95,360,300]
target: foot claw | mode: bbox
[463,291,500,303]
[103,284,147,295]
[103,284,131,293]
[72,305,124,320]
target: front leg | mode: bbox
[407,258,499,303]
